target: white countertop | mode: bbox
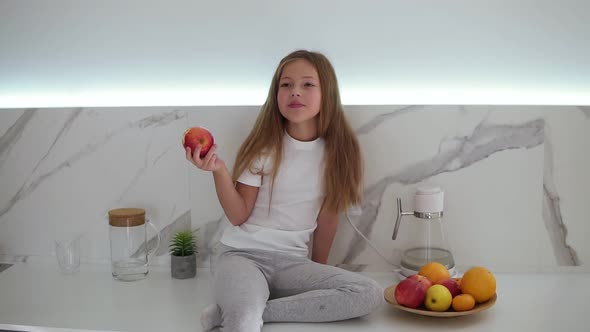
[1,260,589,332]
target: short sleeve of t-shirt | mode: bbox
[236,155,269,187]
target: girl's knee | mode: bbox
[357,278,384,312]
[219,305,264,332]
[367,278,385,307]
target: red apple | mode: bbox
[182,127,214,158]
[435,278,462,298]
[394,274,432,308]
[407,274,433,289]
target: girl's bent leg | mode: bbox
[263,261,383,323]
[213,255,270,332]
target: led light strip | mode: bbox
[1,87,588,108]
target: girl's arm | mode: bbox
[312,207,340,264]
[186,145,258,226]
[212,166,259,226]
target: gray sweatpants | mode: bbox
[210,243,384,331]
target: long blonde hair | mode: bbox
[232,50,363,214]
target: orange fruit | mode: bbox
[418,262,450,283]
[459,267,496,303]
[452,294,476,311]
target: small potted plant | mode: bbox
[170,230,197,279]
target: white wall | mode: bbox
[1,0,589,107]
[1,105,589,273]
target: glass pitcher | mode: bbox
[108,208,161,281]
[392,187,456,277]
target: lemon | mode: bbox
[424,285,452,311]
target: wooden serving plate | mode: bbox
[384,284,497,317]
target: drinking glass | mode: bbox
[55,237,80,274]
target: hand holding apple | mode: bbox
[183,127,224,172]
[183,127,214,158]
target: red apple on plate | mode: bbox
[435,278,462,298]
[394,274,432,308]
[407,274,434,288]
[182,127,214,158]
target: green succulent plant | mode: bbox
[169,230,197,257]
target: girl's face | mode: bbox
[277,59,322,126]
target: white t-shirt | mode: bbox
[219,132,325,257]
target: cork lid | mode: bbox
[108,208,145,227]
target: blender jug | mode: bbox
[392,187,456,277]
[108,208,160,281]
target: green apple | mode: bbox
[425,284,452,311]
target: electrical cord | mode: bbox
[344,211,405,279]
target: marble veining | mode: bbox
[542,136,580,265]
[342,117,545,264]
[0,254,28,263]
[118,136,154,203]
[1,106,587,271]
[0,109,37,168]
[0,109,185,221]
[355,105,425,135]
[153,144,176,166]
[131,209,191,258]
[0,108,82,219]
[196,215,226,265]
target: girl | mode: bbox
[186,50,383,332]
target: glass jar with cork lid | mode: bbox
[108,208,161,281]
